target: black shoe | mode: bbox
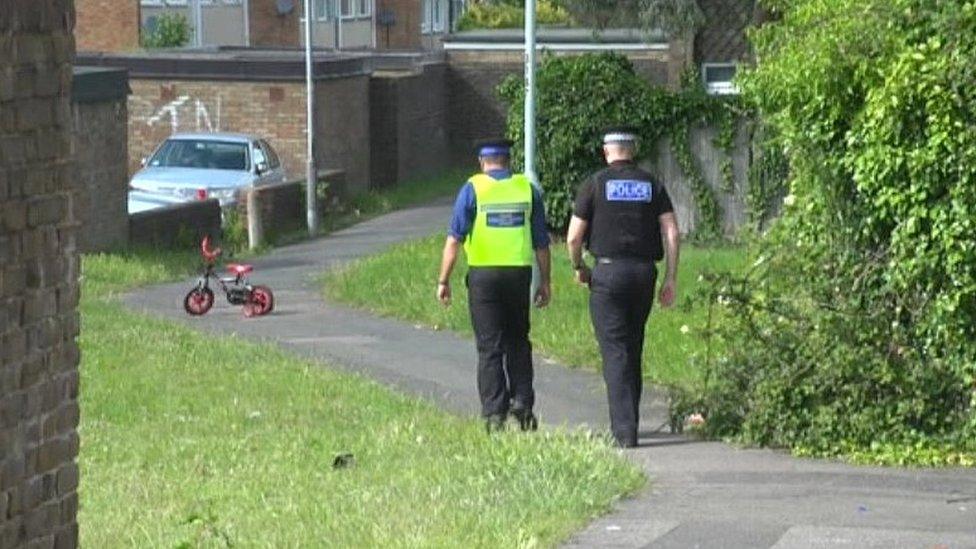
[613,435,638,448]
[485,414,506,434]
[510,408,538,432]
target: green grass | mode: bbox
[79,251,644,547]
[324,235,748,388]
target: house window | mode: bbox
[357,0,370,17]
[422,0,444,33]
[315,0,333,20]
[702,63,739,95]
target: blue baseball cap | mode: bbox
[476,138,514,157]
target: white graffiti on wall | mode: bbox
[142,95,223,133]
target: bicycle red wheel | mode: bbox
[244,285,274,317]
[183,288,214,316]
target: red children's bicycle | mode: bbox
[183,236,275,318]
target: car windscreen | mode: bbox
[148,140,250,171]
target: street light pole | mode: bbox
[524,0,537,185]
[305,0,319,235]
[524,0,541,294]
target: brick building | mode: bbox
[77,51,376,193]
[0,0,82,547]
[75,0,141,52]
[74,0,465,52]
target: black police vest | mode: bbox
[587,165,666,261]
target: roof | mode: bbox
[75,48,374,81]
[72,67,129,103]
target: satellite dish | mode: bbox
[276,0,295,16]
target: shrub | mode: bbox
[457,1,573,31]
[497,52,739,236]
[142,12,192,49]
[686,0,976,465]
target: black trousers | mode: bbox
[466,266,534,418]
[588,259,656,445]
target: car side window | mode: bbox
[260,140,281,170]
[252,141,267,171]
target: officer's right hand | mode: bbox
[574,266,592,286]
[437,282,452,306]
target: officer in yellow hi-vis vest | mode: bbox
[437,138,552,433]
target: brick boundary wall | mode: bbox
[128,199,222,249]
[237,170,346,240]
[370,63,449,188]
[0,1,82,547]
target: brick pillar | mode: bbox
[0,1,81,548]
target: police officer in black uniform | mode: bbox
[437,139,552,433]
[566,126,681,448]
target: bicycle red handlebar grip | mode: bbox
[201,236,222,263]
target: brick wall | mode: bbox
[314,75,372,194]
[127,76,372,195]
[370,63,449,188]
[128,199,221,249]
[0,1,82,547]
[248,0,300,47]
[376,0,422,50]
[128,79,307,178]
[73,97,128,252]
[75,0,140,52]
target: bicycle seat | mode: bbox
[227,264,253,275]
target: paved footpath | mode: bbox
[124,201,976,548]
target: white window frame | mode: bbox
[702,63,740,96]
[422,0,444,34]
[356,0,371,17]
[314,0,333,20]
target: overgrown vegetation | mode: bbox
[141,12,191,49]
[684,0,976,466]
[457,0,573,30]
[498,52,752,239]
[80,251,644,546]
[561,0,703,36]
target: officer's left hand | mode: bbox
[534,282,551,308]
[658,279,676,308]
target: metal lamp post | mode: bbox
[305,0,319,235]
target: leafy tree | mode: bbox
[498,52,734,236]
[561,0,704,36]
[689,0,976,465]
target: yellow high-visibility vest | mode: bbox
[463,173,534,267]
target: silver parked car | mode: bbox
[128,133,288,213]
